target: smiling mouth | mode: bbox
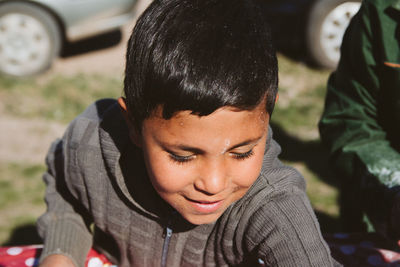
[185,197,224,214]
[185,197,222,204]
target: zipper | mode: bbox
[161,226,173,267]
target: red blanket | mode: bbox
[0,245,113,267]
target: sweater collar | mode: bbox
[98,102,168,220]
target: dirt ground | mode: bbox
[0,0,152,165]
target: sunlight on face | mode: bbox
[138,101,270,225]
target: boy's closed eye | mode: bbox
[168,151,195,163]
[230,149,254,160]
[166,146,257,164]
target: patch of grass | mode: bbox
[294,164,339,216]
[274,56,330,139]
[0,72,122,245]
[273,84,326,139]
[0,162,46,245]
[278,54,330,81]
[0,74,122,123]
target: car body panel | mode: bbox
[0,0,137,41]
[261,0,360,68]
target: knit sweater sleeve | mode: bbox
[244,185,340,267]
[37,133,94,267]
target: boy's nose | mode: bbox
[194,160,228,195]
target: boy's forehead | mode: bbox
[150,106,267,123]
[144,100,269,133]
[148,96,269,122]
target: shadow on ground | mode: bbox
[1,224,42,246]
[277,43,310,65]
[61,29,123,58]
[315,211,341,234]
[275,41,329,71]
[271,122,338,187]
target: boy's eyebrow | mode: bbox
[228,137,264,150]
[164,135,264,153]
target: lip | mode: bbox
[185,197,224,214]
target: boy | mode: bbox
[38,0,339,266]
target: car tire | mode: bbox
[306,0,361,69]
[0,2,61,77]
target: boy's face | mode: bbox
[120,99,270,225]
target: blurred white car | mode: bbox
[262,0,361,69]
[306,0,361,69]
[0,0,137,77]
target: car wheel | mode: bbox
[0,2,61,77]
[306,0,361,69]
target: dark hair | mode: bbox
[124,0,278,130]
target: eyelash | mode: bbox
[168,153,193,164]
[168,149,255,164]
[231,149,254,160]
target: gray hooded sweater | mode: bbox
[37,99,340,267]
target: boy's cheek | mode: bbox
[239,148,266,180]
[236,166,262,187]
[146,156,194,191]
[228,160,264,189]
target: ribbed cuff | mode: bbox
[39,220,93,267]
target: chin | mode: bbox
[184,213,222,225]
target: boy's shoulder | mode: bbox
[247,159,306,206]
[220,154,318,260]
[63,98,125,147]
[259,132,306,192]
[232,134,307,216]
[75,98,119,124]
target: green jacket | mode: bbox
[319,0,400,235]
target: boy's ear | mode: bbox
[275,93,279,103]
[117,97,142,148]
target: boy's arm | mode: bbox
[247,186,340,267]
[39,254,76,267]
[37,139,93,267]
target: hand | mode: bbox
[39,254,76,267]
[390,192,400,238]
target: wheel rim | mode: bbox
[0,13,52,76]
[319,2,361,64]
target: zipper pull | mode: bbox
[166,227,172,237]
[162,226,172,238]
[162,210,176,237]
